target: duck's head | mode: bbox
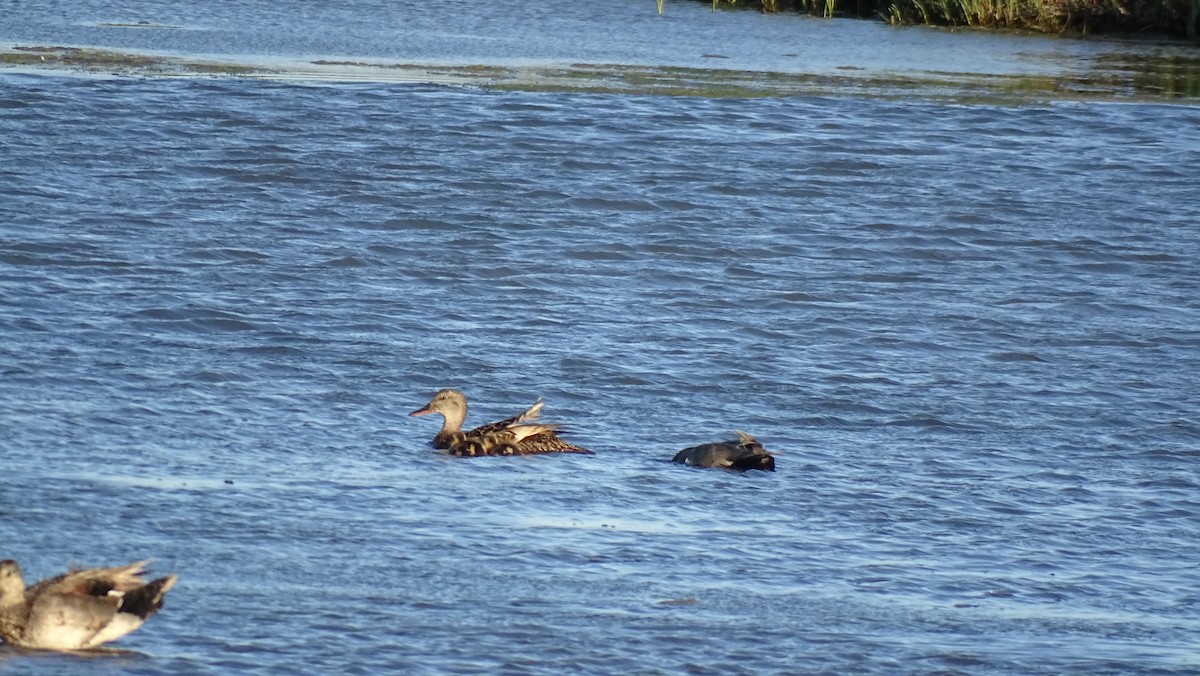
[0,560,25,603]
[732,430,764,450]
[410,388,467,419]
[728,431,774,461]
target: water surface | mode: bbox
[2,2,1200,674]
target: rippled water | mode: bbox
[3,14,1200,676]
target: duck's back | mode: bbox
[672,440,775,471]
[452,399,545,447]
[514,432,592,455]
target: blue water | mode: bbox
[3,2,1200,674]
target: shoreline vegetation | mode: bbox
[698,0,1200,41]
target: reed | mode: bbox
[702,0,1199,39]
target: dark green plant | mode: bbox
[700,0,1200,39]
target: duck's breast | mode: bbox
[25,592,119,649]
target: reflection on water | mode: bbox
[1091,51,1200,97]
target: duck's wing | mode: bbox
[27,560,152,598]
[465,397,543,437]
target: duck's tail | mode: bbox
[119,574,178,619]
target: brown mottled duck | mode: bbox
[410,388,591,456]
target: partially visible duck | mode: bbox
[410,388,591,455]
[0,559,177,651]
[672,431,775,471]
[446,423,559,457]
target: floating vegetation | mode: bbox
[1,46,269,78]
[2,46,157,69]
[656,598,699,606]
[95,21,187,30]
[180,62,259,75]
[310,60,509,78]
[2,44,1198,102]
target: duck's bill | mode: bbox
[409,405,434,416]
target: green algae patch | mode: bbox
[4,46,157,69]
[2,44,1198,103]
[179,62,260,76]
[1,45,261,77]
[95,22,188,30]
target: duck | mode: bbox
[0,559,177,651]
[672,431,775,471]
[410,388,592,455]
